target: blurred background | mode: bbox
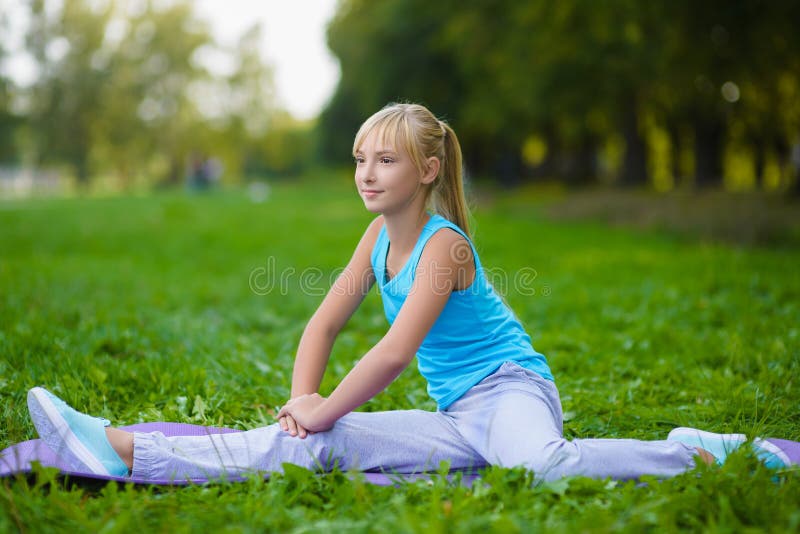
[0,0,799,198]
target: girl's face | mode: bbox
[354,130,427,216]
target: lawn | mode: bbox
[1,176,798,532]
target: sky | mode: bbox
[193,0,341,120]
[0,0,342,121]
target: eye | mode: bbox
[380,157,394,164]
[354,156,364,164]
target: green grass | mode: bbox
[1,177,799,532]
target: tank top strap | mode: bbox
[370,223,389,282]
[407,213,483,278]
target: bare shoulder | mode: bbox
[367,214,385,234]
[359,214,383,244]
[347,214,384,268]
[422,227,473,266]
[350,215,384,253]
[419,227,475,291]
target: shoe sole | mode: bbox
[668,427,747,458]
[27,387,110,475]
[668,427,746,442]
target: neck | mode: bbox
[383,207,431,252]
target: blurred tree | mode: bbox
[655,1,739,188]
[321,0,800,193]
[25,0,113,183]
[244,114,315,178]
[226,24,276,138]
[0,8,21,163]
[222,23,280,178]
[323,0,660,186]
[23,0,214,186]
[321,0,467,171]
[12,0,800,193]
[650,0,799,190]
[438,0,530,185]
[316,84,362,166]
[734,1,800,193]
[105,0,212,186]
[187,22,298,180]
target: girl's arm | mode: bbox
[279,228,473,431]
[280,216,382,434]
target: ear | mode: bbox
[420,157,440,185]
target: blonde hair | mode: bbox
[353,103,472,239]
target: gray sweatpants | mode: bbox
[131,362,696,482]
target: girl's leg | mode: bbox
[445,362,698,481]
[28,387,485,480]
[131,409,485,481]
[106,427,134,468]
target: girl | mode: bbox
[26,103,791,482]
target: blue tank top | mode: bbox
[370,213,554,410]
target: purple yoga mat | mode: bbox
[3,424,795,486]
[763,439,800,465]
[0,422,479,487]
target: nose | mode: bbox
[357,163,375,184]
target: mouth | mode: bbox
[361,190,383,196]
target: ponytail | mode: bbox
[431,121,472,240]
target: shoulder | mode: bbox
[424,227,472,262]
[428,226,465,247]
[345,215,385,270]
[355,215,384,247]
[369,214,385,231]
[362,215,385,248]
[418,226,475,291]
[366,214,384,237]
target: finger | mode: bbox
[296,423,308,439]
[278,416,288,432]
[285,415,298,436]
[276,404,291,419]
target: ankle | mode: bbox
[696,447,716,465]
[105,427,134,470]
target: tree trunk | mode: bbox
[463,139,491,183]
[693,116,725,188]
[74,157,90,189]
[567,136,598,186]
[493,144,522,188]
[778,138,800,196]
[620,104,647,187]
[117,163,132,191]
[166,155,182,186]
[666,123,684,187]
[790,168,800,197]
[754,139,766,191]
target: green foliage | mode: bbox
[0,179,798,531]
[321,0,800,190]
[22,0,214,184]
[243,118,317,179]
[0,9,20,164]
[5,0,301,188]
[6,1,800,191]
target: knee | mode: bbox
[497,438,570,476]
[528,440,571,476]
[260,430,336,472]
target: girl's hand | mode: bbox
[278,414,315,439]
[277,393,333,433]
